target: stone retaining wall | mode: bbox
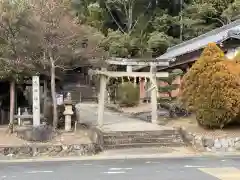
[0,143,100,158]
[180,127,240,152]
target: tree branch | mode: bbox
[206,16,227,26]
[55,65,80,71]
[128,1,152,35]
[105,2,125,33]
[7,24,18,56]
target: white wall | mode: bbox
[226,47,240,59]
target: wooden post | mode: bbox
[32,76,40,126]
[17,107,21,126]
[150,65,158,124]
[134,76,137,86]
[1,109,4,125]
[97,68,107,127]
[9,81,15,132]
[43,79,48,117]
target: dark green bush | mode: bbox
[117,82,139,107]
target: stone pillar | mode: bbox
[134,76,137,86]
[63,93,73,131]
[150,65,158,124]
[97,68,107,127]
[126,65,132,72]
[32,76,40,127]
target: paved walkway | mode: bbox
[75,103,173,132]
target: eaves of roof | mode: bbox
[157,19,240,60]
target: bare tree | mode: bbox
[31,0,106,129]
[0,0,41,132]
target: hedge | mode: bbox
[117,82,139,107]
[180,43,240,128]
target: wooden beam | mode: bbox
[93,70,169,78]
[106,58,169,66]
[107,60,169,66]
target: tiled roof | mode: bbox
[157,19,240,60]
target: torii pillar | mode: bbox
[150,65,158,124]
[97,68,107,127]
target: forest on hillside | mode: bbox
[71,0,240,58]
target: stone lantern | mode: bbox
[63,92,73,131]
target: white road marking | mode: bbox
[103,171,126,174]
[109,168,122,170]
[198,167,240,180]
[184,165,205,168]
[83,164,92,166]
[1,175,6,178]
[109,168,132,170]
[125,168,132,170]
[25,170,53,174]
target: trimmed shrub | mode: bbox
[157,68,189,118]
[180,43,240,128]
[117,82,139,107]
[159,100,190,118]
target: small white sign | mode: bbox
[56,94,63,105]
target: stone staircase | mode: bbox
[63,85,97,103]
[102,129,186,149]
[62,72,97,103]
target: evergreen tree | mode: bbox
[158,69,184,118]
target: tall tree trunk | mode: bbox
[127,1,133,32]
[50,57,58,129]
[9,80,15,133]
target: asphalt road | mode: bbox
[1,156,240,180]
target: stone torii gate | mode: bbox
[92,58,169,127]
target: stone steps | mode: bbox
[103,130,179,137]
[62,85,97,103]
[104,137,183,145]
[104,142,185,149]
[102,130,186,150]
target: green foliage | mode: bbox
[158,69,183,102]
[71,0,179,58]
[222,0,240,22]
[100,30,149,58]
[73,0,240,57]
[147,32,174,57]
[117,82,139,107]
[72,0,238,57]
[181,0,237,40]
[180,43,240,128]
[158,68,186,118]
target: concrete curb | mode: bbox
[1,151,240,163]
